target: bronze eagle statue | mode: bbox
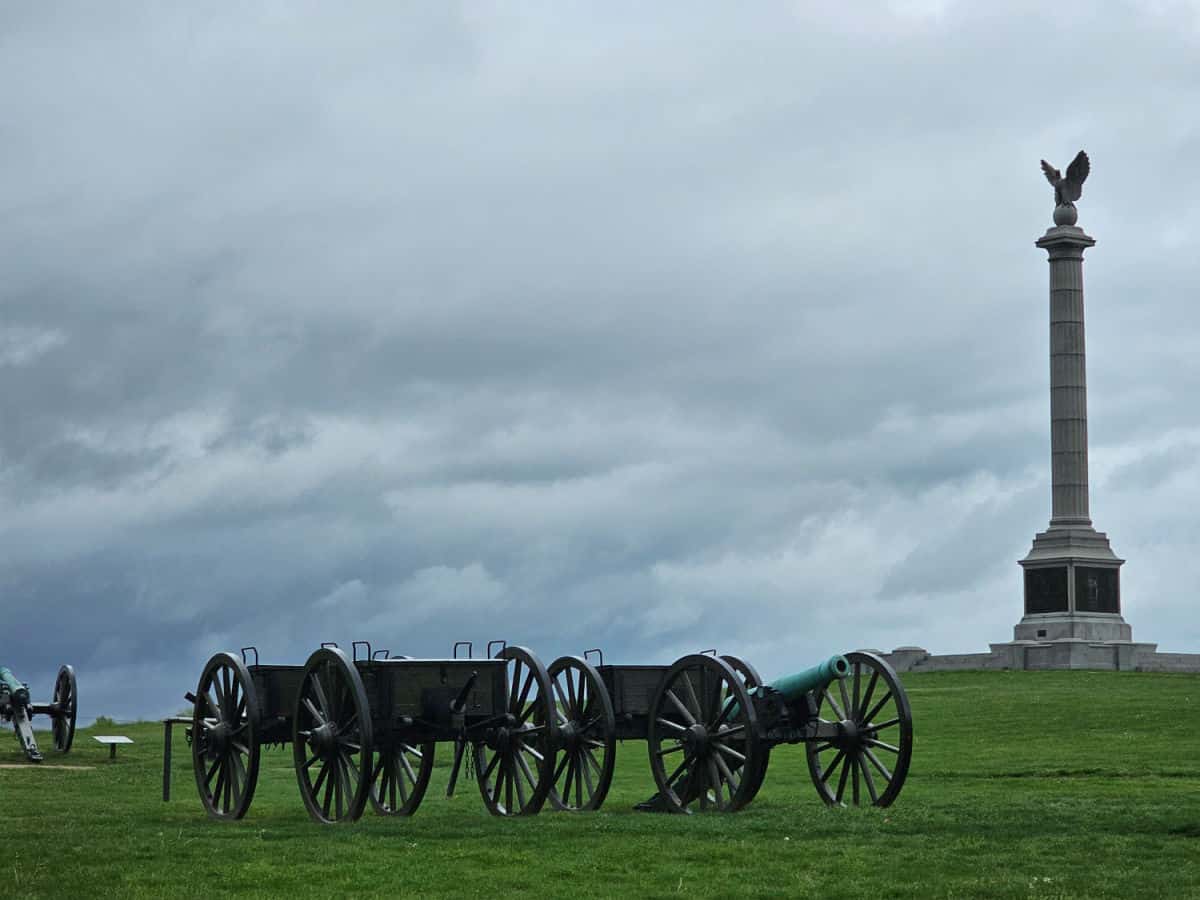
[1041,150,1090,209]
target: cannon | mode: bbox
[184,641,558,823]
[0,665,78,762]
[544,650,912,813]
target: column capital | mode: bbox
[1036,224,1096,255]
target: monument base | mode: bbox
[1013,612,1130,642]
[988,639,1155,671]
[1017,522,1129,641]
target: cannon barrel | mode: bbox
[762,654,851,703]
[0,666,30,707]
[722,654,850,721]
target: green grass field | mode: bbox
[4,669,1199,899]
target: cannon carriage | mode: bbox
[545,649,912,814]
[0,664,77,762]
[187,641,559,823]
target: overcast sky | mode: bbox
[3,2,1200,722]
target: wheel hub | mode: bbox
[207,723,231,757]
[839,718,860,746]
[491,727,512,752]
[309,722,339,757]
[682,723,709,754]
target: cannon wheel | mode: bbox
[646,654,763,813]
[547,655,616,812]
[473,645,557,816]
[51,665,77,753]
[192,652,261,820]
[720,654,769,799]
[370,739,435,816]
[293,647,374,824]
[805,651,913,808]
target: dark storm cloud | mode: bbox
[3,1,1200,720]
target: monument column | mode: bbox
[1042,224,1094,528]
[1015,152,1128,645]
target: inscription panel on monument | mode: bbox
[1075,566,1119,614]
[1025,566,1068,614]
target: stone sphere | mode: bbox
[1053,204,1078,227]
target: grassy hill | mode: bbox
[3,669,1199,898]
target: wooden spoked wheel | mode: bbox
[719,654,763,691]
[805,651,913,808]
[369,739,435,816]
[473,645,558,816]
[547,655,616,812]
[192,652,261,820]
[720,654,770,798]
[293,647,374,824]
[51,665,77,753]
[646,654,762,813]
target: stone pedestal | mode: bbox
[1015,524,1127,641]
[1015,220,1129,645]
[989,639,1156,671]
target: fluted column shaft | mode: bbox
[1036,227,1095,527]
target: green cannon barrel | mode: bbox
[723,654,850,720]
[0,666,30,706]
[764,654,851,702]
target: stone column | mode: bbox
[1037,224,1094,528]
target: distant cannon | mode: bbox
[545,650,912,813]
[0,665,78,762]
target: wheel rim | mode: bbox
[547,655,616,812]
[647,654,762,813]
[293,647,373,824]
[473,645,557,816]
[805,651,913,808]
[52,665,77,753]
[720,654,770,800]
[191,652,260,820]
[370,739,434,816]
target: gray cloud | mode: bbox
[3,1,1200,720]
